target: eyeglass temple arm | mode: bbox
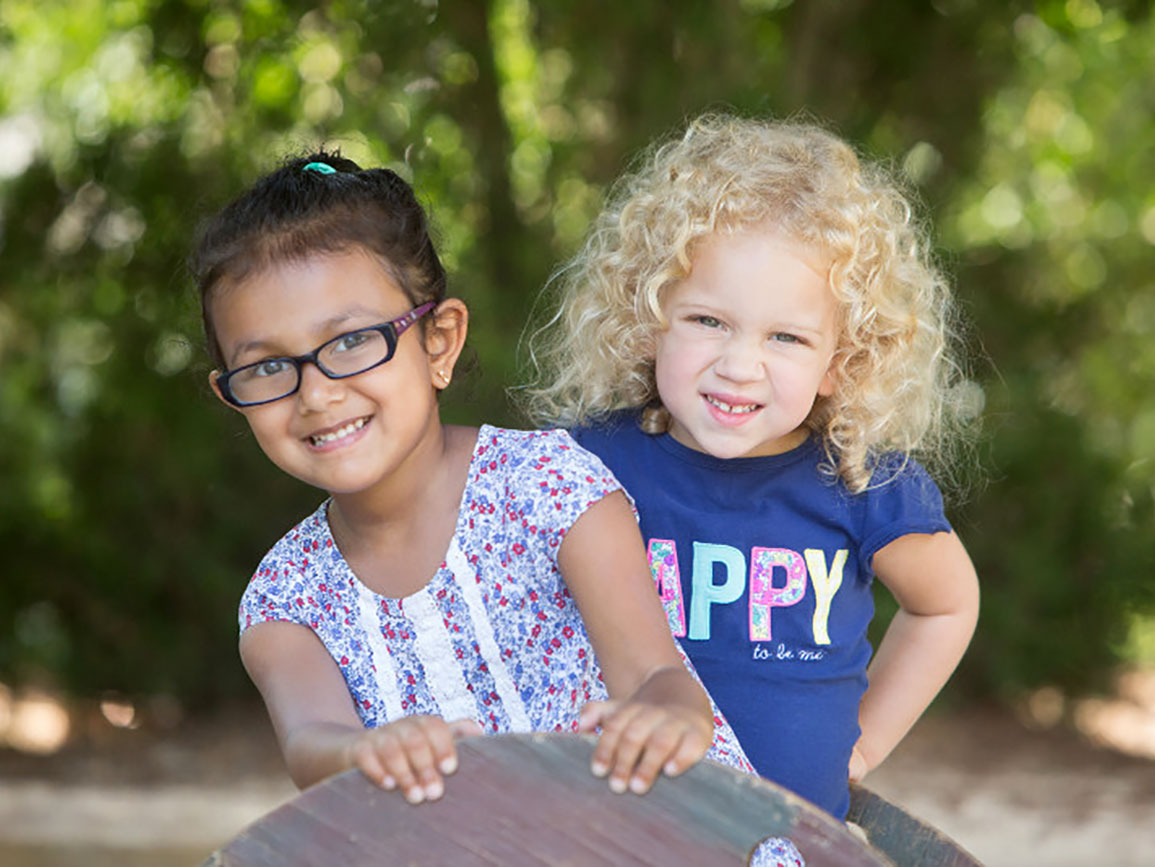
[394,301,437,335]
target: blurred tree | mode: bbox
[939,4,1155,696]
[0,0,1151,711]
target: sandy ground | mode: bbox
[864,709,1155,866]
[0,701,1152,866]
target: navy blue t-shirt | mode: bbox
[573,413,950,818]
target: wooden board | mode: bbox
[205,733,892,866]
[847,783,983,867]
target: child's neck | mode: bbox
[327,423,477,598]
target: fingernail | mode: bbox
[382,775,396,790]
[590,760,608,778]
[663,760,678,775]
[630,776,648,794]
[406,787,425,805]
[608,776,627,794]
[425,780,444,801]
[439,755,458,774]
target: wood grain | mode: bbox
[206,733,894,866]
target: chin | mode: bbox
[721,447,763,460]
[698,439,760,460]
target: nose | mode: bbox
[713,334,764,383]
[296,361,345,413]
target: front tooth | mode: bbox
[709,396,757,414]
[313,418,365,444]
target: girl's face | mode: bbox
[209,247,462,495]
[654,228,838,459]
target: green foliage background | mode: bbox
[1,0,1152,709]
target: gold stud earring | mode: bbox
[437,370,450,385]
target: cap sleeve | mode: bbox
[237,506,330,634]
[858,455,952,566]
[480,427,627,564]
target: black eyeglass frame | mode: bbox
[215,301,437,407]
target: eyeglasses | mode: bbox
[215,301,436,407]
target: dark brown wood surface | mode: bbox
[847,783,984,867]
[205,733,893,866]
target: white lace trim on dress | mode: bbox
[406,589,476,722]
[447,538,532,732]
[356,580,403,720]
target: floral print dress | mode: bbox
[239,426,802,866]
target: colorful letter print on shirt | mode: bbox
[573,414,950,819]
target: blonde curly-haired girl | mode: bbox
[521,113,980,821]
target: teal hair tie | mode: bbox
[303,161,337,175]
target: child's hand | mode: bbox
[848,743,869,783]
[578,699,712,795]
[347,715,483,804]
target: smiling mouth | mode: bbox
[705,395,762,415]
[308,417,369,447]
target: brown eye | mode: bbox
[254,359,292,377]
[332,331,374,353]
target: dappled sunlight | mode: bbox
[0,113,41,178]
[1019,684,1066,729]
[0,11,1152,851]
[1073,668,1155,760]
[1020,668,1155,760]
[0,685,70,755]
[1015,668,1155,761]
[99,695,138,730]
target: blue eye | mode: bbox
[692,315,723,328]
[771,332,801,344]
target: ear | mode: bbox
[424,298,469,389]
[209,370,240,411]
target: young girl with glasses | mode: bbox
[191,153,803,864]
[522,113,981,820]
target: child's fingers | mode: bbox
[448,718,484,739]
[349,738,396,790]
[369,718,448,804]
[420,719,482,777]
[372,728,426,803]
[582,701,713,794]
[595,703,660,794]
[658,723,710,777]
[418,716,461,780]
[609,706,690,794]
[581,700,625,779]
[622,722,683,794]
[577,699,618,734]
[405,719,455,803]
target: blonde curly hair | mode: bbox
[521,113,971,493]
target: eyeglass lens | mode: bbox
[228,327,393,404]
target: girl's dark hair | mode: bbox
[190,151,447,368]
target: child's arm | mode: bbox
[851,530,979,780]
[557,490,715,794]
[240,621,481,801]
